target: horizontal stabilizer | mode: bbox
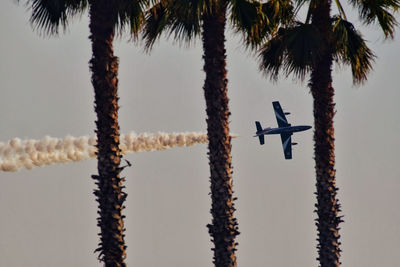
[255,121,262,132]
[258,135,265,145]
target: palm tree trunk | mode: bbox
[310,0,342,266]
[88,0,127,266]
[202,4,239,267]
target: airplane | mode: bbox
[254,101,311,159]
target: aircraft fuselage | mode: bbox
[256,125,311,136]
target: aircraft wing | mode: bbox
[280,133,292,159]
[272,101,290,128]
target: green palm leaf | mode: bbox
[143,0,202,49]
[262,0,294,25]
[284,23,322,77]
[117,0,148,38]
[28,0,87,34]
[258,28,286,79]
[167,0,202,44]
[143,1,171,47]
[230,0,265,45]
[259,23,322,80]
[230,0,294,47]
[333,16,375,83]
[349,0,400,38]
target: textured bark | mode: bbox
[88,1,127,266]
[202,5,239,267]
[310,0,343,266]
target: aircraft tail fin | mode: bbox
[255,121,262,132]
[255,121,265,145]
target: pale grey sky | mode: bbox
[0,1,399,266]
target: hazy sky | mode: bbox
[1,1,399,266]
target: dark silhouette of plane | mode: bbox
[254,101,311,159]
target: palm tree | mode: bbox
[22,0,147,265]
[143,0,292,266]
[259,0,398,265]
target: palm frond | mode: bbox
[258,28,286,80]
[259,23,322,81]
[349,0,399,38]
[143,0,202,50]
[26,0,87,35]
[143,0,172,48]
[117,0,148,39]
[293,0,309,16]
[168,0,202,44]
[230,0,294,48]
[304,0,319,23]
[264,0,295,23]
[284,23,322,79]
[230,0,269,47]
[334,0,348,19]
[332,16,375,84]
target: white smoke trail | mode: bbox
[0,132,215,172]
